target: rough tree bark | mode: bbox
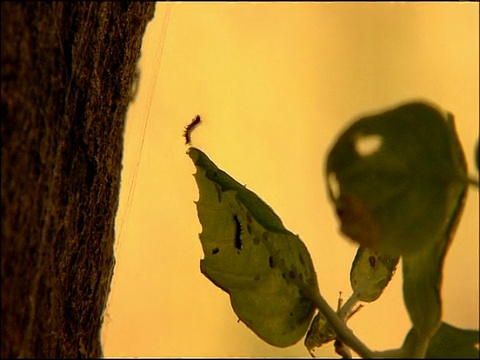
[1,2,156,357]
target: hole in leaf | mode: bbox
[354,134,383,157]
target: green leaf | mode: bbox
[325,101,468,256]
[402,322,480,358]
[326,101,469,356]
[350,246,399,303]
[188,147,318,347]
[401,110,468,355]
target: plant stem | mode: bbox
[337,293,360,321]
[309,290,374,358]
[467,176,479,187]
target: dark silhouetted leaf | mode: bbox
[402,322,479,358]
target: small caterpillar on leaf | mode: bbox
[233,214,242,251]
[184,115,201,144]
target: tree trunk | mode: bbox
[1,2,156,357]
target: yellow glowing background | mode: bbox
[101,3,479,357]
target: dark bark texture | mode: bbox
[1,2,156,357]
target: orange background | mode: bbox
[101,3,479,357]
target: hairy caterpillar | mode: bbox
[184,115,201,144]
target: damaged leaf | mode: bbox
[188,147,319,347]
[325,101,468,256]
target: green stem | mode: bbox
[372,348,405,357]
[338,293,360,321]
[309,290,374,358]
[467,176,479,187]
